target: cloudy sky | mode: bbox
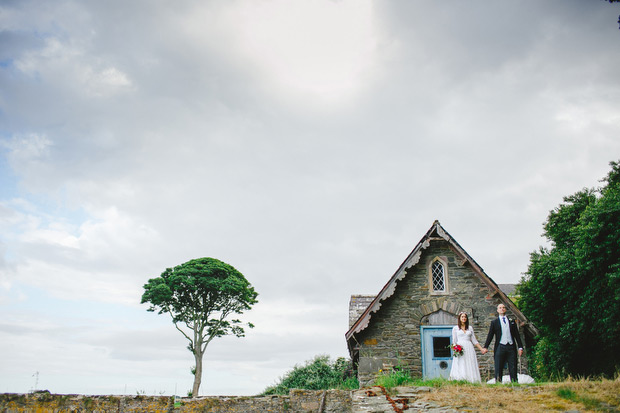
[1,0,619,397]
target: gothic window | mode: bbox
[430,258,448,294]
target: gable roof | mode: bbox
[345,220,536,341]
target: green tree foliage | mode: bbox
[141,257,258,396]
[518,161,620,379]
[262,355,358,395]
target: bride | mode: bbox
[449,312,485,383]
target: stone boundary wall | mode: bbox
[0,389,352,412]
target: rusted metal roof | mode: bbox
[345,220,537,343]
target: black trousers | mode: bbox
[495,343,518,383]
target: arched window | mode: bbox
[429,257,448,294]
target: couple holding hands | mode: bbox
[448,303,523,383]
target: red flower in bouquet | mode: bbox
[449,343,464,357]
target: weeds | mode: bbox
[374,367,467,391]
[374,369,416,389]
[261,355,358,395]
[338,376,360,390]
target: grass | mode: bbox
[374,370,453,390]
[410,377,620,412]
[338,376,361,390]
[555,387,620,410]
[370,369,620,412]
[556,387,602,410]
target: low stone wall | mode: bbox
[0,389,352,412]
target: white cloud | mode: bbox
[230,0,376,103]
[3,133,53,164]
[15,36,133,98]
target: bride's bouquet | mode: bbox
[448,343,464,357]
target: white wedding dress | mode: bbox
[448,326,481,383]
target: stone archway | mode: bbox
[414,298,468,325]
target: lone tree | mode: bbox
[141,257,258,396]
[518,160,620,379]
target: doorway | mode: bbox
[420,326,453,379]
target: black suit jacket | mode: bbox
[484,317,523,353]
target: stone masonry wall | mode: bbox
[354,240,527,385]
[0,389,352,412]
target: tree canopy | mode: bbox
[141,257,258,396]
[518,161,620,379]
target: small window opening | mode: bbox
[431,261,445,292]
[433,336,451,358]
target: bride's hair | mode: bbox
[457,312,469,330]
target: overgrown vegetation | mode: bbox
[261,355,358,395]
[518,160,620,380]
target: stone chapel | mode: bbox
[345,220,538,385]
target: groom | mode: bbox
[483,303,523,383]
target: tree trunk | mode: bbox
[192,348,203,397]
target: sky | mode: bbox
[1,0,619,397]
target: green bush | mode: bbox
[527,336,566,381]
[262,355,358,395]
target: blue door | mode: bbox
[421,326,453,379]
